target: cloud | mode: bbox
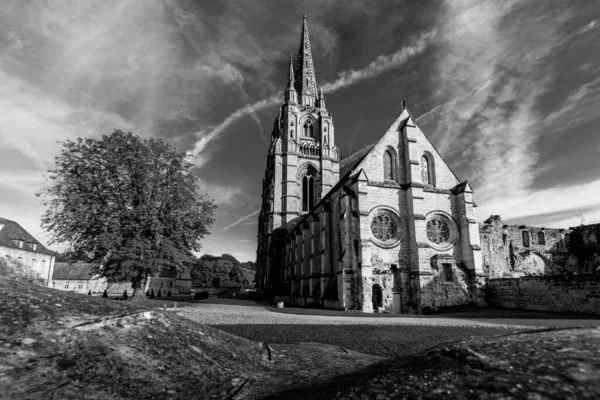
[187,29,436,167]
[416,1,600,211]
[478,178,600,228]
[543,75,600,131]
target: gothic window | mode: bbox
[384,150,394,180]
[302,175,315,211]
[426,218,450,245]
[522,230,530,247]
[421,153,435,186]
[303,119,314,137]
[538,231,545,245]
[371,213,397,241]
[425,213,457,250]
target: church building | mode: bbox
[256,16,485,314]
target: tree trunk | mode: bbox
[131,273,148,301]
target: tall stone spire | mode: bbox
[294,15,318,105]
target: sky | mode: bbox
[1,0,599,262]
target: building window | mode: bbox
[427,218,450,245]
[32,243,37,251]
[383,150,394,180]
[538,231,545,245]
[369,208,402,251]
[64,283,69,289]
[302,175,315,211]
[303,119,314,137]
[443,263,453,282]
[421,154,435,186]
[522,230,530,247]
[78,284,83,289]
[425,213,458,251]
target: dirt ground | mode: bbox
[3,280,600,399]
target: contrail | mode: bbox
[188,30,437,164]
[221,209,260,232]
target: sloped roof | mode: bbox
[339,144,374,178]
[0,217,54,255]
[53,263,97,280]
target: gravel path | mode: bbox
[175,299,600,329]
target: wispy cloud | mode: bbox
[187,30,436,166]
[221,209,260,232]
[478,179,600,229]
[417,1,599,211]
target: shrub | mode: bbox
[102,289,108,298]
[157,289,162,298]
[145,290,150,297]
[122,290,128,300]
[150,289,155,299]
[167,290,172,296]
[88,290,92,296]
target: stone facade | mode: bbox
[0,217,55,286]
[256,17,483,313]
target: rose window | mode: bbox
[426,218,450,244]
[371,214,397,241]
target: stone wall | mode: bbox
[479,215,568,278]
[486,275,600,315]
[480,217,600,279]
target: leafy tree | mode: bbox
[220,253,240,266]
[38,130,216,300]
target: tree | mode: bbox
[38,130,216,300]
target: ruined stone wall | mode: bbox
[487,275,600,315]
[479,215,568,278]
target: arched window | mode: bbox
[421,154,434,186]
[522,230,530,247]
[303,119,313,137]
[538,231,545,245]
[383,150,393,180]
[302,175,315,211]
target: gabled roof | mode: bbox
[0,217,54,256]
[53,263,98,280]
[339,144,374,178]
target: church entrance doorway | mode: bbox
[372,284,383,312]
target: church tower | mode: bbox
[257,15,340,293]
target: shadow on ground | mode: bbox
[211,324,523,358]
[266,304,600,320]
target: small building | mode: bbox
[0,217,55,286]
[51,263,111,294]
[51,262,192,296]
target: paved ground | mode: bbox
[175,298,600,329]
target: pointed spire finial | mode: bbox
[287,54,295,88]
[402,99,407,110]
[295,15,317,104]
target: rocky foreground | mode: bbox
[1,277,600,399]
[0,277,381,399]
